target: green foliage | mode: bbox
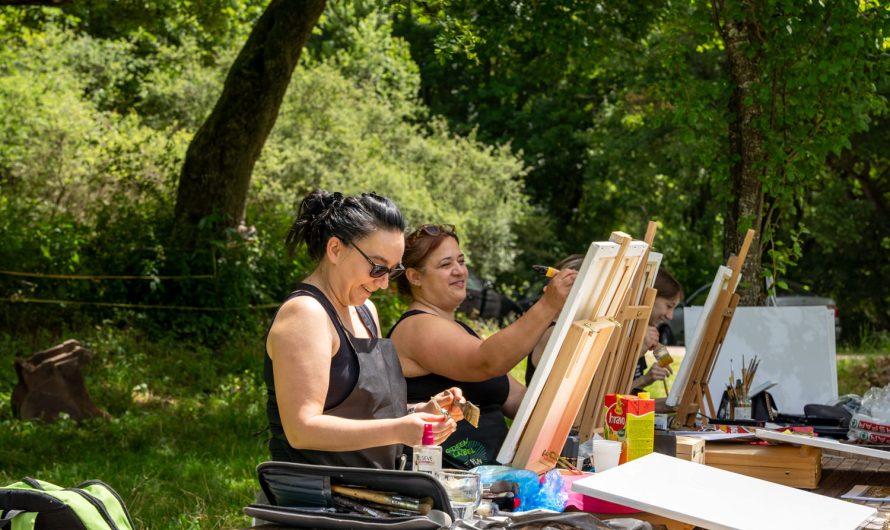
[391,0,669,240]
[60,0,269,54]
[0,7,529,342]
[836,354,890,396]
[395,0,890,316]
[254,10,528,279]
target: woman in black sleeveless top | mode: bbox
[388,224,577,469]
[264,191,463,469]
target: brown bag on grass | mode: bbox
[11,339,110,422]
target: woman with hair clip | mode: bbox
[388,224,577,469]
[264,191,463,469]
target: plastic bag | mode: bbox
[844,383,890,445]
[471,465,568,512]
[860,383,890,421]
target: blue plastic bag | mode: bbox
[471,465,568,512]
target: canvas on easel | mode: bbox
[666,229,754,428]
[497,232,648,473]
[575,222,661,442]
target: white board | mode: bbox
[682,306,837,415]
[571,453,876,530]
[665,265,734,407]
[497,238,647,464]
[755,429,890,461]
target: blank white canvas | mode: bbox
[665,265,734,407]
[682,306,837,414]
[755,429,890,461]
[571,453,875,530]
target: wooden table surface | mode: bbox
[816,451,890,530]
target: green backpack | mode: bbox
[0,478,135,530]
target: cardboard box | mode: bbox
[704,443,821,489]
[675,436,705,464]
[604,394,655,463]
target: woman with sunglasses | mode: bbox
[264,191,463,469]
[388,224,577,469]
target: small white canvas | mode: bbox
[754,429,890,461]
[571,453,876,530]
[682,305,837,414]
[665,265,735,407]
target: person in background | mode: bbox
[630,269,683,397]
[388,224,577,469]
[264,191,463,470]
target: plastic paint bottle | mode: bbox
[412,423,442,474]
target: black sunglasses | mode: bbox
[350,242,405,279]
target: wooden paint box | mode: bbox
[675,436,705,464]
[704,443,822,489]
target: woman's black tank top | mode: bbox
[388,309,510,468]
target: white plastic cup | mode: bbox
[593,439,622,472]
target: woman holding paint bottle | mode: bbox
[630,269,683,396]
[388,224,577,469]
[264,191,463,469]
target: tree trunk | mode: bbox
[173,0,326,243]
[718,12,766,306]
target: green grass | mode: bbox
[0,324,268,529]
[835,327,890,396]
[838,327,890,355]
[836,353,890,396]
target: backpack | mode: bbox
[0,478,135,530]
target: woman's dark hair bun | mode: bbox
[286,189,405,261]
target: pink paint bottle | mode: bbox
[412,423,442,474]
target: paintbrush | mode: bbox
[429,394,480,428]
[458,400,480,428]
[331,485,433,514]
[332,495,391,517]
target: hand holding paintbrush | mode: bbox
[421,387,482,428]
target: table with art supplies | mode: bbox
[245,230,889,529]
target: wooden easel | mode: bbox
[670,229,755,429]
[499,232,648,473]
[576,222,659,442]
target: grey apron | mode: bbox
[267,288,407,469]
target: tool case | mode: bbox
[244,461,454,529]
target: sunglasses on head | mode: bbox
[407,223,457,243]
[350,242,405,279]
